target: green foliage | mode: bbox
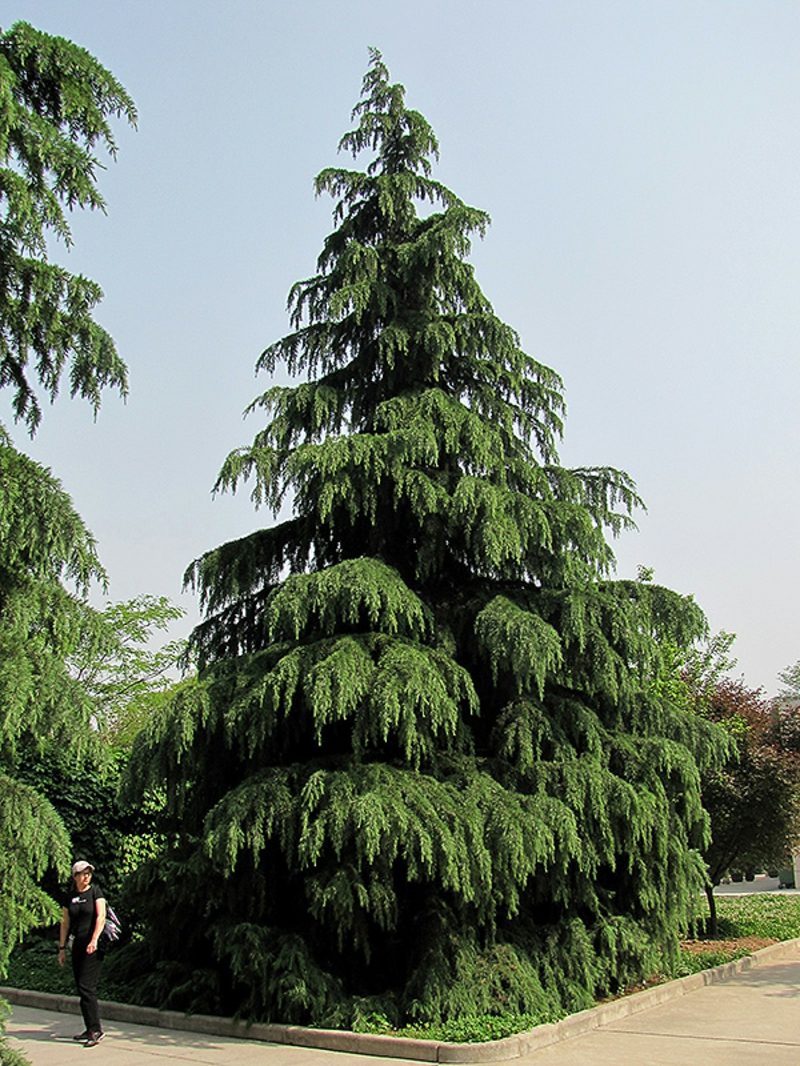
[396,1011,563,1043]
[778,659,800,700]
[0,25,139,1039]
[0,998,30,1066]
[682,630,737,710]
[0,773,68,976]
[670,946,751,977]
[681,651,800,933]
[124,51,727,1026]
[13,743,166,900]
[0,440,107,757]
[0,457,178,936]
[4,937,74,997]
[0,441,101,978]
[0,20,134,433]
[712,894,800,940]
[68,595,186,744]
[5,931,132,1004]
[8,598,182,898]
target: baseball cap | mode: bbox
[71,860,94,876]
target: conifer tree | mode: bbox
[1,20,135,434]
[126,52,725,1026]
[0,21,134,999]
[0,426,105,973]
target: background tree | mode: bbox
[778,660,800,702]
[13,596,186,903]
[125,52,725,1027]
[68,595,185,744]
[698,678,800,934]
[679,634,800,934]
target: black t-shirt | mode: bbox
[64,883,106,940]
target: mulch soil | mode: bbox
[680,936,777,955]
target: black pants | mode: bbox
[71,937,103,1034]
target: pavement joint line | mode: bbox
[4,937,800,1063]
[596,1028,800,1047]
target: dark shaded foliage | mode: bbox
[124,52,725,1025]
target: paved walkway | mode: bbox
[5,1006,389,1065]
[6,943,800,1065]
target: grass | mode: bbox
[711,893,800,940]
[668,894,800,979]
[6,895,800,1044]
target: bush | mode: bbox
[4,934,131,1003]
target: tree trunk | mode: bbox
[705,883,718,938]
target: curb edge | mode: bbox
[4,937,800,1062]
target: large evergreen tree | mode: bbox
[0,20,135,433]
[126,52,724,1026]
[0,20,134,992]
[0,428,105,971]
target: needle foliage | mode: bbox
[0,426,104,977]
[124,52,725,1026]
[0,21,134,1000]
[0,20,135,434]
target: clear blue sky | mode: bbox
[6,0,799,693]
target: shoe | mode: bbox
[73,1030,90,1041]
[84,1031,105,1047]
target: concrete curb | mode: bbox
[4,937,800,1062]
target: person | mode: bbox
[57,860,107,1048]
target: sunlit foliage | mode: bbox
[125,52,724,1026]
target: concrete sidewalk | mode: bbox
[5,1006,404,1065]
[6,941,800,1065]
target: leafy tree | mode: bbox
[69,595,186,744]
[125,52,724,1026]
[678,635,800,934]
[13,596,186,905]
[778,660,800,701]
[0,20,135,434]
[697,677,800,935]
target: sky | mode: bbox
[4,0,799,694]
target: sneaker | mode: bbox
[84,1031,105,1048]
[73,1030,90,1041]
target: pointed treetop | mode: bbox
[340,48,439,176]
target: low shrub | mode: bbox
[395,1011,563,1043]
[671,947,751,977]
[4,934,130,1003]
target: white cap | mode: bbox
[71,860,94,876]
